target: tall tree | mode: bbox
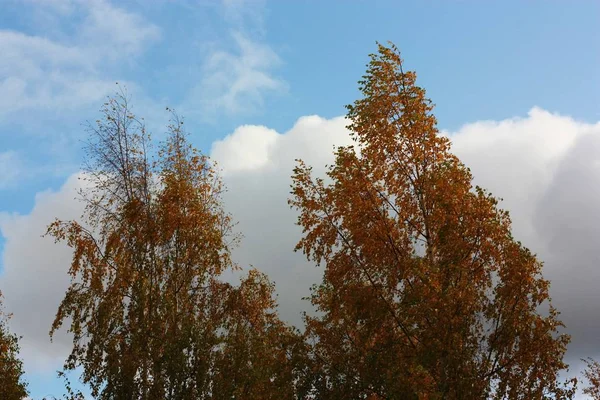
[290,43,576,399]
[47,93,303,399]
[0,291,28,400]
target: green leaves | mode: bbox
[0,292,28,400]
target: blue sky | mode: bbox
[1,0,599,398]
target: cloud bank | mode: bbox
[1,108,599,396]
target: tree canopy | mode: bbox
[1,42,588,400]
[0,291,28,400]
[46,95,304,399]
[289,42,576,399]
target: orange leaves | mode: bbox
[583,358,600,399]
[46,94,302,399]
[33,44,583,399]
[290,42,574,399]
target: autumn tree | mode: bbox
[583,358,600,399]
[290,43,576,399]
[47,92,304,399]
[0,291,28,400]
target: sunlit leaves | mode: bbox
[47,92,301,399]
[290,43,575,399]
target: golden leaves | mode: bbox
[46,94,300,399]
[33,43,582,399]
[584,358,600,399]
[290,42,574,399]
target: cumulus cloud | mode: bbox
[212,124,280,173]
[214,108,600,386]
[212,115,351,324]
[0,174,85,372]
[444,109,600,394]
[445,107,583,249]
[0,0,160,115]
[2,109,600,397]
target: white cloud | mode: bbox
[214,108,600,388]
[0,0,160,116]
[211,124,279,173]
[0,114,351,378]
[3,109,600,396]
[444,107,584,249]
[212,115,351,325]
[212,115,349,176]
[445,109,600,398]
[0,174,85,372]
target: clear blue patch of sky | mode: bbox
[25,369,91,400]
[127,1,600,148]
[261,1,600,131]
